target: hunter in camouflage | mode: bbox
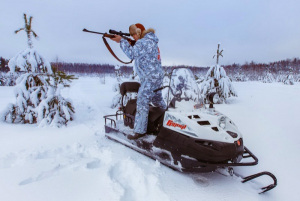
[114,23,166,138]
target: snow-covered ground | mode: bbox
[0,77,299,201]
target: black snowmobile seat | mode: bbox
[120,82,140,96]
[124,99,137,115]
[124,100,165,119]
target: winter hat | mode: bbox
[135,23,145,34]
[129,23,145,38]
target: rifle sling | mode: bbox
[102,36,133,64]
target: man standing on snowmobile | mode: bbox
[111,23,166,140]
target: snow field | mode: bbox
[216,82,300,200]
[0,77,170,201]
[0,76,299,201]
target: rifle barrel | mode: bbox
[82,29,105,35]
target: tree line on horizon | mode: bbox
[1,56,299,81]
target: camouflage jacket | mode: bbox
[120,32,164,81]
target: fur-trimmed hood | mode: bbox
[120,26,163,79]
[141,28,158,42]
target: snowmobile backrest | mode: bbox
[120,82,140,96]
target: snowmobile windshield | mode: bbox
[167,68,203,109]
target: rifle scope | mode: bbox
[109,29,131,37]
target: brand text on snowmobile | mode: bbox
[166,120,186,129]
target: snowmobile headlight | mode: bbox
[219,116,227,129]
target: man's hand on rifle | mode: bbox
[110,35,122,43]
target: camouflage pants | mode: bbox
[134,75,166,134]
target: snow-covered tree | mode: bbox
[296,74,300,82]
[276,71,285,82]
[111,66,141,109]
[283,74,295,85]
[0,74,4,86]
[1,58,16,86]
[0,57,4,69]
[200,44,237,103]
[233,72,248,82]
[233,65,247,82]
[37,68,77,126]
[200,65,237,103]
[4,66,77,126]
[169,68,199,102]
[111,65,123,108]
[162,71,172,103]
[0,72,19,86]
[283,67,294,85]
[262,68,275,83]
[3,13,76,127]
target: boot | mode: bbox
[127,133,146,140]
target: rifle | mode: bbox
[83,28,135,64]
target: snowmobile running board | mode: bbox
[104,112,277,194]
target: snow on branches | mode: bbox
[8,48,52,73]
[111,66,123,109]
[3,69,76,127]
[283,68,295,85]
[262,69,275,83]
[111,66,138,109]
[200,65,237,103]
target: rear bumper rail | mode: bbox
[104,111,123,128]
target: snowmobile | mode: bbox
[104,67,277,194]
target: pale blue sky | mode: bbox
[1,0,299,66]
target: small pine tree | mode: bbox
[233,65,247,82]
[200,44,237,103]
[297,74,300,82]
[262,68,275,83]
[283,67,294,85]
[233,72,247,82]
[3,13,77,127]
[111,65,123,108]
[0,74,4,86]
[0,58,4,85]
[111,67,139,109]
[4,67,77,126]
[276,71,285,82]
[162,71,172,103]
[0,72,19,86]
[0,57,3,69]
[38,67,77,126]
